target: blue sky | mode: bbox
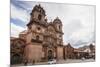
[11,0,95,48]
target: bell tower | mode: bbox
[53,17,63,46]
[53,17,63,32]
[30,4,46,22]
[26,4,47,44]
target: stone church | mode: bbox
[11,4,65,64]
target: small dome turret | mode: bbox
[53,17,62,24]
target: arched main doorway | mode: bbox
[48,50,53,61]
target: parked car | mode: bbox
[81,57,85,61]
[48,59,56,64]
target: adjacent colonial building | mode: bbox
[10,37,26,64]
[63,43,74,59]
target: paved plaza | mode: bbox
[56,59,95,64]
[11,59,95,66]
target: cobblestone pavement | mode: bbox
[11,59,95,67]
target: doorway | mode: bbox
[48,50,53,61]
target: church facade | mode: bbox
[11,4,65,64]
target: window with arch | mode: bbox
[36,35,39,40]
[38,14,42,20]
[59,35,62,38]
[58,25,60,30]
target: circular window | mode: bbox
[37,27,41,30]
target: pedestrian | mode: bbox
[24,60,28,66]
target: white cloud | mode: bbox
[11,4,30,24]
[11,23,25,37]
[70,28,93,42]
